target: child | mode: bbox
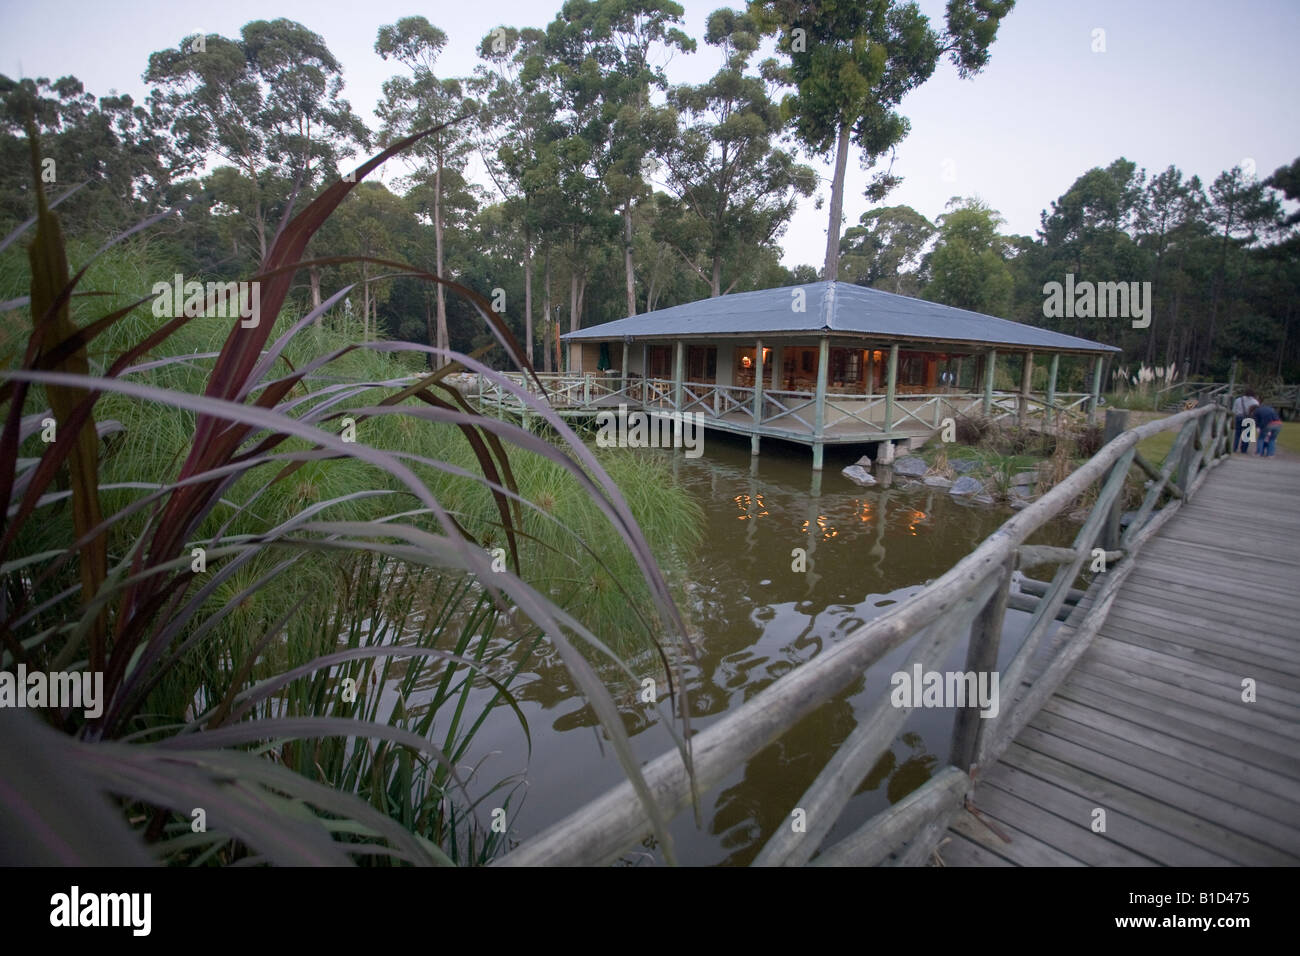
[1254,403,1281,457]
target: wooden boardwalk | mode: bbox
[942,453,1300,866]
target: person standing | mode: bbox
[1255,402,1282,457]
[1233,388,1260,453]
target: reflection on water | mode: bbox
[450,433,1077,865]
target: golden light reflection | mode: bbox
[906,508,927,535]
[733,492,768,520]
[858,500,872,523]
[799,514,838,541]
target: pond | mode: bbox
[441,432,1079,865]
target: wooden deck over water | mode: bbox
[942,453,1300,866]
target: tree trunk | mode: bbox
[570,270,580,334]
[524,227,534,368]
[309,266,322,325]
[361,263,370,342]
[1278,301,1292,377]
[1203,207,1237,373]
[542,248,553,374]
[1145,231,1166,365]
[822,121,852,281]
[624,200,637,316]
[710,255,722,297]
[434,155,448,367]
[254,200,268,264]
[425,292,435,369]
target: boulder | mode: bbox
[972,494,996,506]
[949,475,984,497]
[854,455,873,467]
[894,456,928,478]
[841,465,877,486]
[1010,471,1039,487]
[923,475,953,489]
[950,458,981,474]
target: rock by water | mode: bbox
[842,465,877,486]
[894,456,928,478]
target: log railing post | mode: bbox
[1101,409,1130,551]
[949,556,1014,773]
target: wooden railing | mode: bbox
[477,374,1095,437]
[1154,380,1231,408]
[494,403,1232,866]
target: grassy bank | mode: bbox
[2,198,701,865]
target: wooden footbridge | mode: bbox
[493,403,1300,867]
[941,450,1300,865]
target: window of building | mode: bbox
[647,345,672,379]
[687,346,717,382]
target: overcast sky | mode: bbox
[2,0,1297,269]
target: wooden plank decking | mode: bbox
[941,452,1300,866]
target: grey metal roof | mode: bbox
[562,281,1121,354]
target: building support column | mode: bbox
[1018,350,1034,426]
[1088,354,1105,425]
[812,336,829,471]
[770,344,783,390]
[672,340,684,412]
[1045,353,1060,430]
[751,339,764,456]
[885,344,899,435]
[983,349,997,416]
[621,339,630,397]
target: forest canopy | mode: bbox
[2,2,1296,380]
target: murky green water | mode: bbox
[449,433,1078,865]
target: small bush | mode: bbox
[954,413,990,445]
[1073,424,1106,459]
